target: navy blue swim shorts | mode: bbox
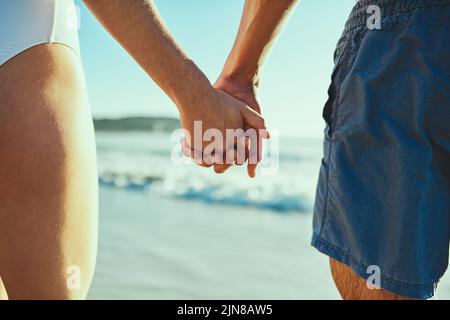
[312,0,450,299]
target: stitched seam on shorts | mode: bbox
[313,233,441,289]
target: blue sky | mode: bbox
[77,0,356,137]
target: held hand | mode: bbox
[179,86,267,177]
[214,76,261,114]
[212,77,268,177]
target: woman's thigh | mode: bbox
[0,44,98,299]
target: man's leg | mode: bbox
[312,0,450,300]
[330,259,412,300]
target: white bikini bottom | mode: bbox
[0,0,80,67]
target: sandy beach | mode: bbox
[88,187,338,299]
[87,130,450,300]
[88,187,450,300]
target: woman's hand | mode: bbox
[179,85,268,177]
[211,76,267,177]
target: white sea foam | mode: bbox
[96,131,322,213]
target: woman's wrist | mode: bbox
[169,61,215,115]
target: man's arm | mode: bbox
[212,0,298,176]
[218,0,299,90]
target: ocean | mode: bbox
[87,120,450,299]
[94,124,321,214]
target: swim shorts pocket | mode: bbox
[322,36,353,139]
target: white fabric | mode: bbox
[0,0,80,66]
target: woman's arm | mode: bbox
[83,0,267,176]
[83,0,210,113]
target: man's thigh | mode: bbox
[330,259,412,300]
[313,1,450,300]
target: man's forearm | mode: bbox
[220,0,299,88]
[83,0,212,112]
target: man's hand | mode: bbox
[202,0,298,177]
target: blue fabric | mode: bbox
[312,0,450,299]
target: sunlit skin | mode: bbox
[0,44,98,299]
[0,0,266,299]
[212,0,301,174]
[330,259,411,300]
[83,0,268,178]
[182,0,300,174]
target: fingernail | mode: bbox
[249,167,256,178]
